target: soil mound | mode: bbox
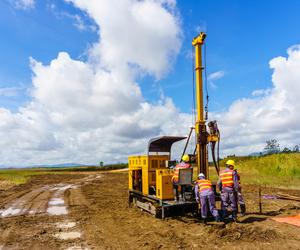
[209,224,279,242]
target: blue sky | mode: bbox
[1,0,300,165]
[163,0,300,113]
[1,0,300,112]
[0,0,97,110]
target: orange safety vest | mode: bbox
[197,179,213,192]
[172,163,190,183]
[219,169,234,187]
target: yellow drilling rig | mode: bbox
[128,32,221,218]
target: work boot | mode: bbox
[173,188,179,202]
[203,218,207,224]
[215,215,221,222]
[221,210,227,220]
[231,211,237,222]
[240,204,246,216]
[177,194,184,203]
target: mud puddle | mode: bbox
[0,173,101,249]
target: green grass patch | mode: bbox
[0,169,48,185]
[209,153,300,188]
[0,163,128,186]
[98,163,128,171]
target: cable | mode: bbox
[204,43,209,120]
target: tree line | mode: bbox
[264,139,299,155]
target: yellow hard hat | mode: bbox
[182,154,190,162]
[226,159,235,167]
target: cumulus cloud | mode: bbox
[12,0,35,9]
[216,45,300,156]
[66,0,181,78]
[2,0,300,166]
[0,0,184,166]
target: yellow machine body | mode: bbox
[156,169,174,200]
[128,155,173,199]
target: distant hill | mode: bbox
[31,163,87,168]
[248,152,262,157]
[0,163,87,169]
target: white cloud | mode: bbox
[2,0,300,166]
[251,89,271,97]
[0,87,24,97]
[0,0,184,166]
[215,45,300,156]
[66,0,181,79]
[12,0,35,9]
[72,14,96,31]
[207,70,225,89]
[208,71,225,81]
[48,4,97,32]
[195,21,207,33]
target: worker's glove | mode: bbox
[196,197,199,203]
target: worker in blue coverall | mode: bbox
[195,173,220,223]
[217,159,239,221]
[234,168,246,216]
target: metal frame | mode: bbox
[129,190,198,219]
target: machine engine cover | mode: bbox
[178,168,193,185]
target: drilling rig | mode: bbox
[128,32,220,218]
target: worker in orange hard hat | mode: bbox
[217,159,239,221]
[172,154,191,202]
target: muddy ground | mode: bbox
[0,171,300,250]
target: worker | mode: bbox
[195,173,220,223]
[217,159,239,221]
[171,154,191,202]
[234,168,246,216]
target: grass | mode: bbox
[2,155,299,189]
[209,153,300,188]
[0,164,128,186]
[0,169,49,185]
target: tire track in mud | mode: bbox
[0,190,30,207]
[0,185,68,218]
[0,175,98,218]
[0,173,101,250]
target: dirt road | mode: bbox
[0,171,300,250]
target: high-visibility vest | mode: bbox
[197,179,213,193]
[172,163,190,183]
[219,168,234,187]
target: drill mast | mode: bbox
[192,32,209,178]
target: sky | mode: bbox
[1,0,300,166]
